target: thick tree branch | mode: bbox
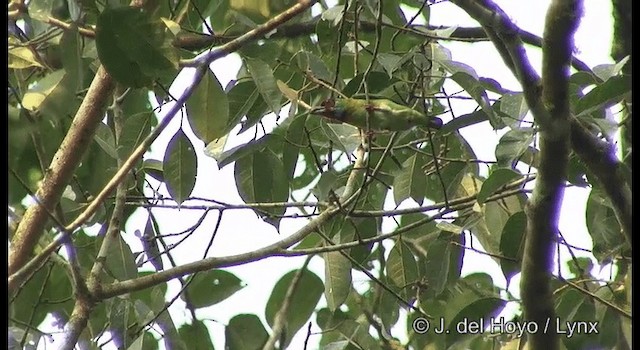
[449,0,631,246]
[9,66,114,275]
[450,0,583,349]
[524,1,580,349]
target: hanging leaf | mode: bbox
[499,93,529,129]
[234,147,289,229]
[8,39,44,69]
[324,251,352,311]
[265,270,324,348]
[574,75,631,117]
[103,234,138,281]
[386,240,419,301]
[244,57,282,116]
[163,129,198,204]
[498,211,526,284]
[495,128,535,167]
[186,70,230,143]
[476,168,521,204]
[393,154,427,206]
[118,112,154,159]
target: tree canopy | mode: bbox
[8,0,631,349]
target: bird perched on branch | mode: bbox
[310,97,443,131]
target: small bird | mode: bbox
[310,98,443,131]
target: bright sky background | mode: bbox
[36,1,617,349]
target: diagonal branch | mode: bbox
[9,66,115,275]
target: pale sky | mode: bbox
[37,1,617,349]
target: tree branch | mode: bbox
[450,1,583,349]
[449,0,631,246]
[98,144,368,300]
[97,173,523,300]
[9,66,114,275]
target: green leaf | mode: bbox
[498,211,526,284]
[440,108,490,133]
[163,129,198,204]
[60,26,84,86]
[186,70,230,143]
[225,314,269,350]
[184,270,245,309]
[324,251,352,311]
[226,80,260,131]
[499,93,529,129]
[96,7,178,88]
[244,58,282,116]
[393,154,427,206]
[585,189,626,262]
[127,334,144,350]
[343,71,393,97]
[265,270,324,348]
[118,112,154,159]
[450,72,498,127]
[108,298,133,349]
[592,55,630,81]
[376,53,402,78]
[574,75,631,116]
[211,134,271,168]
[294,51,333,83]
[94,122,118,159]
[476,168,521,204]
[312,170,341,202]
[178,321,214,350]
[103,234,138,281]
[423,232,464,298]
[282,114,307,181]
[234,147,289,229]
[495,128,535,167]
[386,240,418,301]
[445,297,506,347]
[320,121,361,154]
[141,158,164,182]
[22,69,65,111]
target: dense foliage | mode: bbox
[8,0,631,349]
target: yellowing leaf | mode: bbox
[9,46,44,69]
[22,70,66,111]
